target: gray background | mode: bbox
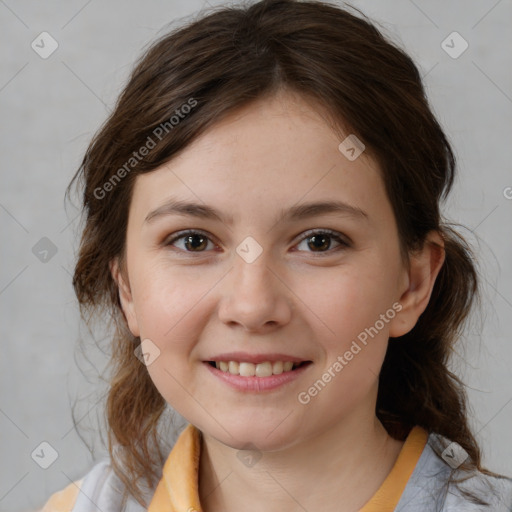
[1,0,511,510]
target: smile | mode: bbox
[207,360,308,377]
[204,360,312,392]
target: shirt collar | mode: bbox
[148,423,428,512]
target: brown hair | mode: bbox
[68,0,496,506]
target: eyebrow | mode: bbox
[144,196,369,226]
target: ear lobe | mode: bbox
[110,258,140,338]
[388,231,445,338]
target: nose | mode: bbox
[217,252,292,333]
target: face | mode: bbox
[115,91,418,451]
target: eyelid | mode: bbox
[296,228,350,246]
[164,228,219,250]
[164,228,350,254]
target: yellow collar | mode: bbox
[148,424,428,511]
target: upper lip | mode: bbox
[205,352,310,364]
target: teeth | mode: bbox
[272,361,283,375]
[255,362,272,377]
[240,362,256,377]
[212,360,303,376]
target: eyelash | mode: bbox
[164,228,350,256]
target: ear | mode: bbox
[110,257,140,338]
[388,230,445,338]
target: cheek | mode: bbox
[296,268,393,412]
[127,262,223,406]
[130,262,213,343]
[130,264,213,409]
[299,261,397,350]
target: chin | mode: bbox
[201,414,304,452]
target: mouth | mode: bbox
[206,360,312,377]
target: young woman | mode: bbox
[41,0,512,510]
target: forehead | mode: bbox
[128,92,392,229]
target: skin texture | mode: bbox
[112,90,445,511]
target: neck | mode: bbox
[198,412,404,512]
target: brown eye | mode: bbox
[164,228,349,256]
[307,234,331,251]
[182,233,208,251]
[295,229,349,254]
[166,230,215,252]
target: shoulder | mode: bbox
[40,459,148,512]
[40,478,83,512]
[397,432,512,511]
[444,470,512,511]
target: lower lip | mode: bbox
[203,362,312,392]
